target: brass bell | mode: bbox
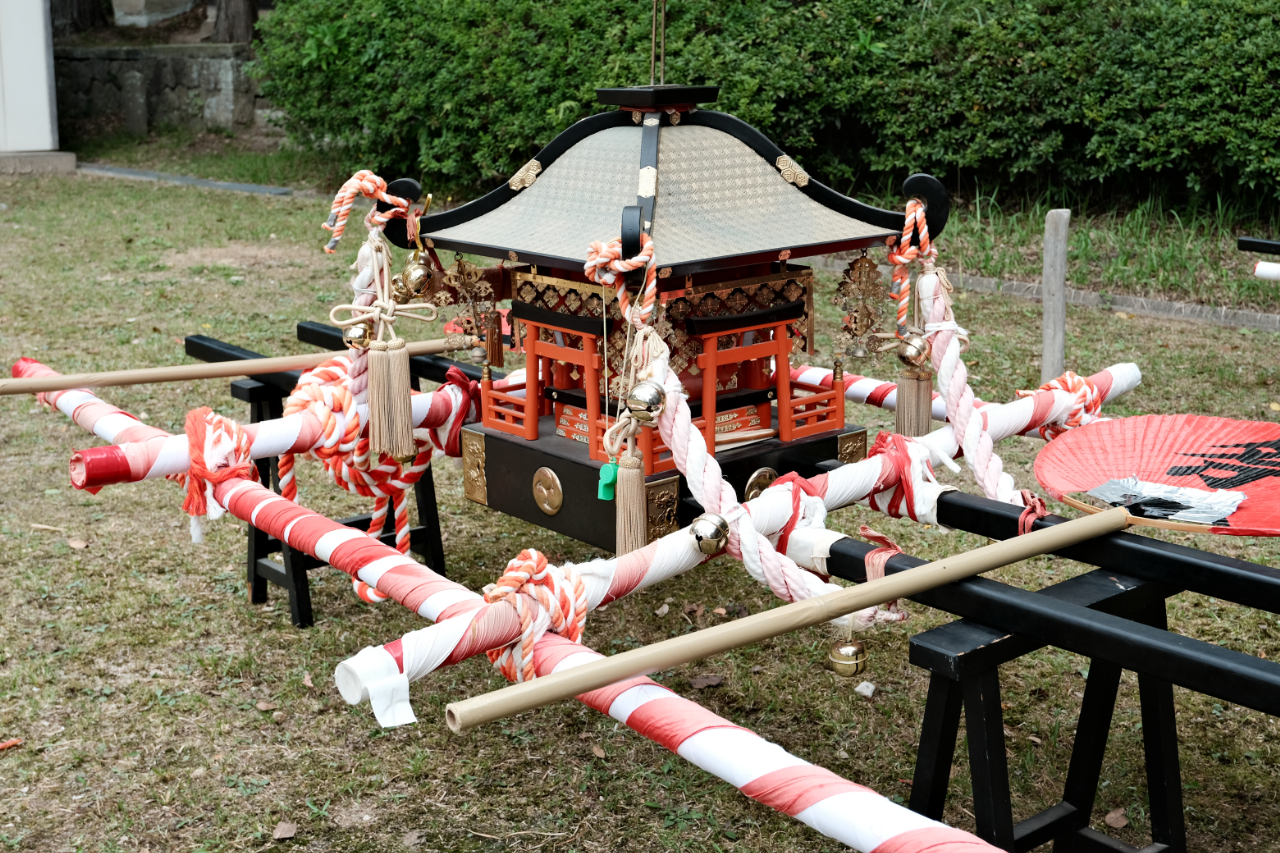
[393,451,418,465]
[343,322,372,349]
[625,379,667,423]
[825,638,868,678]
[689,513,730,555]
[848,343,871,359]
[391,274,416,304]
[402,255,433,298]
[469,345,487,364]
[896,333,931,369]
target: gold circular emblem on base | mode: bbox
[532,467,563,516]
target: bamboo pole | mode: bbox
[445,507,1130,733]
[1,336,478,396]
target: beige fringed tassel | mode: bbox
[615,442,647,555]
[368,337,416,461]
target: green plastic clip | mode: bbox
[598,458,618,501]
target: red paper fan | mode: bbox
[1035,415,1280,536]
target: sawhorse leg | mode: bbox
[910,674,964,820]
[245,392,283,607]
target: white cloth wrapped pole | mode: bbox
[1256,261,1280,281]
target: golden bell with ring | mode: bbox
[402,256,433,298]
[343,322,373,349]
[391,274,416,305]
[896,334,931,369]
[825,638,868,678]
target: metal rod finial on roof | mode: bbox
[649,0,667,87]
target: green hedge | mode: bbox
[255,0,1280,199]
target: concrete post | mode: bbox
[1041,209,1071,383]
[122,70,148,137]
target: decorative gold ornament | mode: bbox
[461,430,487,505]
[775,154,810,187]
[508,159,542,191]
[532,467,563,516]
[645,477,681,543]
[835,252,886,360]
[837,429,868,464]
[825,639,868,678]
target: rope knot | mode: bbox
[850,526,910,630]
[865,432,941,523]
[584,232,658,330]
[484,550,588,683]
[180,407,257,543]
[1017,489,1049,536]
[769,472,830,563]
[1017,371,1102,440]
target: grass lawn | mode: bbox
[2,171,1280,853]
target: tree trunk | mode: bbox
[51,0,109,38]
[212,0,258,44]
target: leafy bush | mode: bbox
[255,0,1280,200]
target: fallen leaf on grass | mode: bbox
[578,732,594,740]
[67,539,88,550]
[1270,402,1280,412]
[273,822,297,840]
[750,665,763,674]
[690,675,723,689]
[684,603,705,619]
[302,672,314,689]
[1104,807,1128,829]
[0,738,22,751]
[1027,735,1042,745]
[654,603,669,617]
[255,700,278,712]
[591,745,606,759]
[712,607,727,616]
[30,523,64,532]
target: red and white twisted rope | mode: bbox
[885,199,933,337]
[322,170,410,254]
[585,231,658,330]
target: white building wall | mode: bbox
[0,0,60,152]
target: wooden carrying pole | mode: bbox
[0,336,477,396]
[446,507,1130,733]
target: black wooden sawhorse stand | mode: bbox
[908,571,1183,852]
[187,327,472,628]
[233,374,446,628]
[819,487,1280,853]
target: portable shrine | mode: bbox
[376,84,950,551]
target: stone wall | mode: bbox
[54,43,256,134]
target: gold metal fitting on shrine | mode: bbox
[825,638,868,678]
